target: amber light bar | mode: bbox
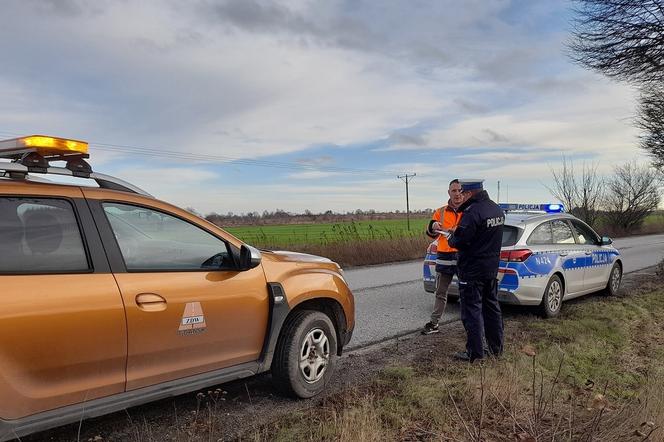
[0,135,89,157]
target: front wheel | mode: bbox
[605,263,622,296]
[541,275,563,318]
[271,310,338,398]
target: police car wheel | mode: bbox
[271,310,338,398]
[605,263,622,296]
[541,275,563,318]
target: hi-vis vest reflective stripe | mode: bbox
[431,205,462,253]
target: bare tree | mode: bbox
[637,84,664,170]
[546,157,605,227]
[569,0,664,85]
[547,156,577,212]
[576,162,605,227]
[604,162,661,231]
[569,0,664,170]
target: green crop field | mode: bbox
[224,218,430,247]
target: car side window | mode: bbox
[570,220,600,245]
[551,220,575,244]
[0,197,89,273]
[102,202,233,271]
[527,222,552,245]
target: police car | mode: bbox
[423,203,623,317]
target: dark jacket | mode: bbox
[448,190,505,280]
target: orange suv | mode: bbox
[0,135,354,441]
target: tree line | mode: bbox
[200,208,433,227]
[547,158,660,232]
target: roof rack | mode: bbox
[0,135,152,197]
[0,162,153,197]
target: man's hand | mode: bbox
[432,221,443,231]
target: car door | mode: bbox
[550,219,587,296]
[0,192,126,420]
[87,196,269,391]
[569,219,606,291]
[527,220,585,295]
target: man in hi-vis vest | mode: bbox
[421,179,465,335]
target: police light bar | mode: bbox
[0,135,88,158]
[499,203,565,213]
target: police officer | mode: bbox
[447,179,505,362]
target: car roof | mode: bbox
[505,211,576,226]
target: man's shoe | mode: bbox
[453,351,472,361]
[421,322,440,335]
[453,350,484,362]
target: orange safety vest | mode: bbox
[429,205,463,253]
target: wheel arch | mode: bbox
[258,284,352,373]
[613,258,623,272]
[289,297,348,356]
[552,271,566,295]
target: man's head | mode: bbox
[448,179,464,207]
[459,179,485,199]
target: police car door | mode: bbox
[550,219,586,295]
[569,219,607,291]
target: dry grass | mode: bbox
[262,235,432,268]
[252,277,664,441]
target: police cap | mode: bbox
[459,179,484,191]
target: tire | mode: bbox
[604,262,622,296]
[271,310,338,398]
[540,274,563,318]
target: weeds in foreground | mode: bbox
[254,285,664,441]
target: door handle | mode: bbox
[559,253,568,257]
[135,293,167,312]
[585,251,592,256]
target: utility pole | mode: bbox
[397,173,416,230]
[497,180,501,202]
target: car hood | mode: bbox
[263,250,333,264]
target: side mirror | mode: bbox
[239,244,262,270]
[600,236,613,246]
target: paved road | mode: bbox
[344,233,664,349]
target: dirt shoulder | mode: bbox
[24,266,664,442]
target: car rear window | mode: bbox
[0,197,89,273]
[502,225,520,247]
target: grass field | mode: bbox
[224,218,431,247]
[222,211,664,249]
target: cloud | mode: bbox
[287,170,344,179]
[296,155,335,166]
[0,1,649,213]
[386,132,427,148]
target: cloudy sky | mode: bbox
[0,0,647,214]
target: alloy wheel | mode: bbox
[299,328,330,384]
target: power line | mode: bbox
[0,129,409,177]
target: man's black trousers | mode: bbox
[458,278,504,361]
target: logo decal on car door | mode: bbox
[178,302,207,336]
